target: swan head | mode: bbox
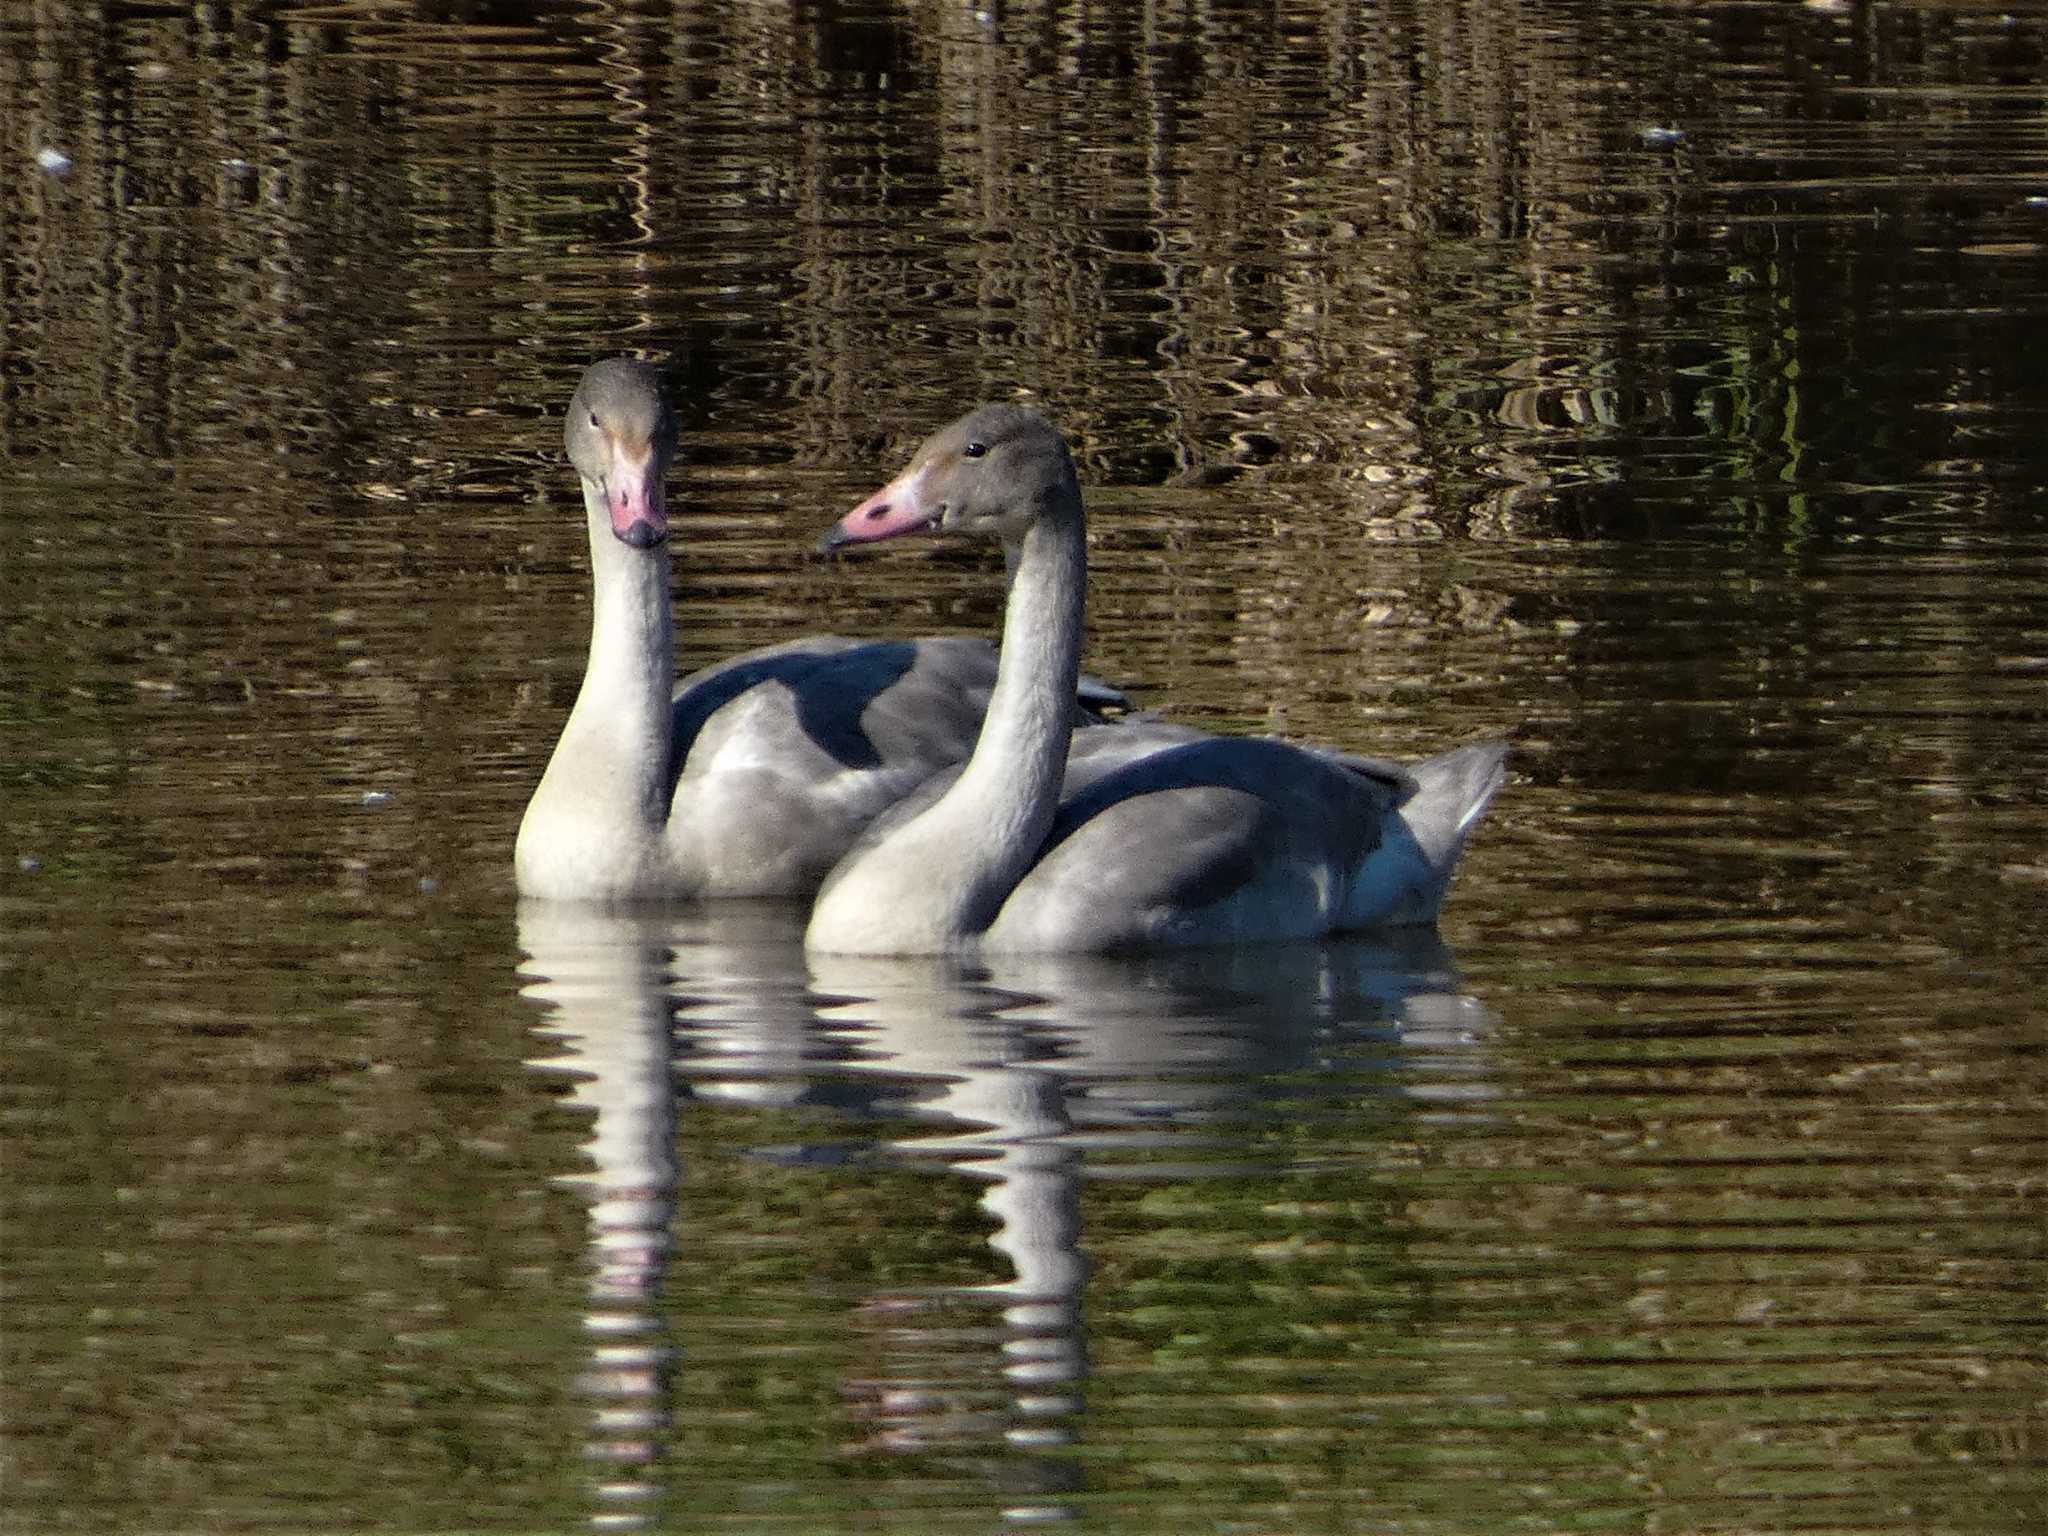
[819,403,1078,554]
[566,359,676,550]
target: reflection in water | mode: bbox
[803,937,1493,1521]
[519,900,1495,1527]
[802,953,1093,1504]
[518,903,683,1532]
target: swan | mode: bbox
[516,359,1111,902]
[805,403,1509,954]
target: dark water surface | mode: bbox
[4,2,2044,1532]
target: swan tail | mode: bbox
[1344,740,1509,928]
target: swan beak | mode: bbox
[817,467,940,553]
[605,435,669,549]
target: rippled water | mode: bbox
[4,2,2044,1532]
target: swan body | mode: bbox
[516,360,1026,902]
[805,404,1508,955]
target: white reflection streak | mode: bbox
[807,955,1091,1517]
[518,902,680,1533]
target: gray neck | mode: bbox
[515,479,680,900]
[962,502,1086,852]
[556,484,677,823]
[887,493,1087,940]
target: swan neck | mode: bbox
[535,484,675,823]
[806,480,1087,952]
[584,496,675,725]
[969,500,1086,811]
[515,473,681,901]
[917,493,1086,933]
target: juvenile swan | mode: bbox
[805,404,1508,954]
[517,361,1051,901]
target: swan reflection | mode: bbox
[517,901,686,1528]
[518,901,1496,1527]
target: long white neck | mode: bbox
[514,483,676,898]
[808,497,1086,952]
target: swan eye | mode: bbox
[961,440,988,459]
[589,411,600,428]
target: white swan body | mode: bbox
[516,360,1023,902]
[805,404,1508,955]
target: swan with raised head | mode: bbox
[805,404,1508,954]
[517,360,1091,901]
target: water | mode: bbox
[3,1,2044,1531]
